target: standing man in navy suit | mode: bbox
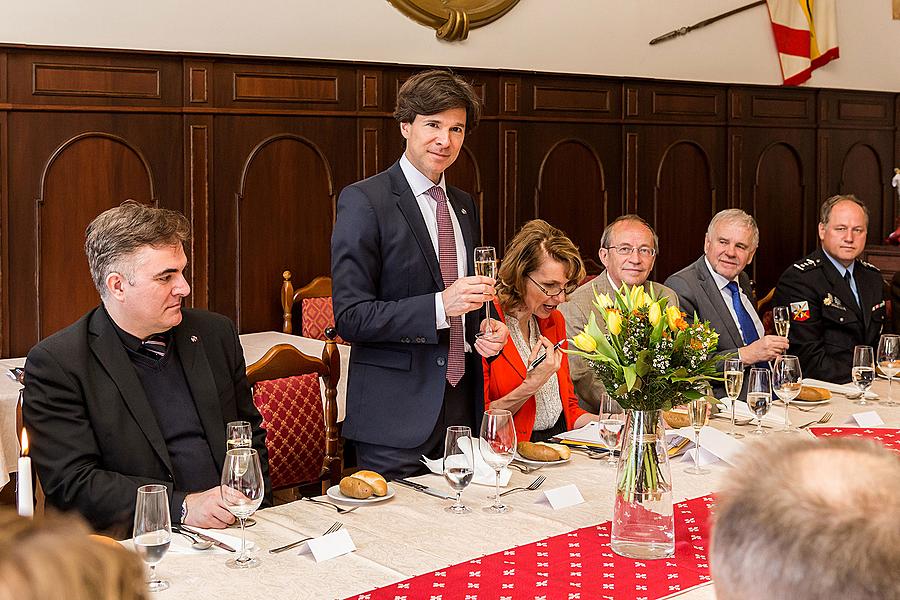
[331,70,508,478]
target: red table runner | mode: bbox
[809,427,900,454]
[348,495,714,600]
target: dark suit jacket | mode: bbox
[23,307,269,536]
[331,161,483,448]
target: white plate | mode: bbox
[789,398,831,407]
[511,452,570,467]
[326,484,395,505]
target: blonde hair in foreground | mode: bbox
[0,508,149,600]
[710,437,900,600]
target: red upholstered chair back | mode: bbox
[246,343,342,492]
[281,271,345,343]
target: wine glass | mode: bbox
[877,334,900,407]
[225,421,256,527]
[133,484,171,592]
[221,448,264,569]
[443,426,475,514]
[479,408,516,514]
[598,395,623,465]
[772,306,790,338]
[685,393,710,475]
[723,358,745,439]
[746,367,772,436]
[852,345,876,406]
[772,355,802,432]
[473,246,497,337]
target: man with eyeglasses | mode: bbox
[665,209,788,397]
[560,215,678,413]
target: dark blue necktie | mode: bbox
[140,333,169,360]
[726,281,760,346]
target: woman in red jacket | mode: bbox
[484,220,594,443]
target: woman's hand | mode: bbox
[523,336,562,391]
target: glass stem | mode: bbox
[890,376,893,403]
[238,517,247,562]
[730,396,736,429]
[494,469,501,507]
[784,400,790,428]
[454,491,462,509]
[485,305,492,334]
[693,429,701,471]
[148,564,156,583]
[756,419,762,435]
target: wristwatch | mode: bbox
[180,499,188,523]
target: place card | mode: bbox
[845,411,885,427]
[302,529,356,562]
[539,484,584,510]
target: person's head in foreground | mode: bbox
[711,436,900,600]
[0,508,149,600]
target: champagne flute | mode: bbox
[473,246,497,337]
[221,448,264,569]
[479,408,516,514]
[852,345,876,406]
[685,394,710,475]
[772,306,790,338]
[772,355,802,432]
[877,334,900,407]
[225,421,257,527]
[443,426,475,514]
[723,358,744,439]
[133,484,171,592]
[746,367,772,436]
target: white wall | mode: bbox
[3,1,899,91]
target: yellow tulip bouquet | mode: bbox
[568,283,721,411]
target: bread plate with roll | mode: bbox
[792,385,832,406]
[512,441,572,466]
[326,470,395,504]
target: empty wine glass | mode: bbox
[723,358,744,439]
[221,448,264,569]
[772,306,790,338]
[443,426,475,514]
[474,246,497,337]
[685,393,710,475]
[877,334,900,407]
[746,367,772,436]
[852,345,876,405]
[479,409,516,514]
[772,355,802,432]
[226,421,252,451]
[133,484,171,592]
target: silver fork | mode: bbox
[269,521,343,554]
[499,474,547,497]
[509,461,542,474]
[301,497,359,514]
[799,411,833,429]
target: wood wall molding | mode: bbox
[0,43,896,355]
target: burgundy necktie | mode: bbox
[427,185,464,386]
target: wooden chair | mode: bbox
[756,287,776,335]
[281,272,342,342]
[246,337,341,497]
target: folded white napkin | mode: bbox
[421,436,511,487]
[717,397,784,428]
[802,378,877,400]
[668,426,745,466]
[555,421,602,444]
[123,528,253,556]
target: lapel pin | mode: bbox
[460,208,467,215]
[190,335,198,343]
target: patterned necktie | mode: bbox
[427,185,464,386]
[725,281,760,346]
[140,333,169,360]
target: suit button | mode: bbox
[437,357,445,366]
[839,317,844,322]
[401,336,411,343]
[416,336,426,343]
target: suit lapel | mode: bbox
[174,321,227,465]
[390,163,443,289]
[695,258,744,347]
[88,310,174,475]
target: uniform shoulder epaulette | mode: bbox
[859,260,880,272]
[791,257,821,272]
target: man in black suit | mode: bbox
[24,201,269,536]
[775,195,886,383]
[331,70,508,478]
[665,209,788,396]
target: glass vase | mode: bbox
[610,409,675,559]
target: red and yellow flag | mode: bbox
[766,0,839,85]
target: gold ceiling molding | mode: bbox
[388,0,522,42]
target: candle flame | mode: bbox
[20,429,28,456]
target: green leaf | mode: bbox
[635,350,651,377]
[681,389,702,400]
[623,365,637,391]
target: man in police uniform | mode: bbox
[774,195,887,383]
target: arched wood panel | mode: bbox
[236,135,335,333]
[535,139,606,273]
[653,141,714,281]
[752,142,805,296]
[840,143,884,238]
[37,134,154,339]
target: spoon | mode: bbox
[174,528,214,550]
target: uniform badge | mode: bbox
[823,293,846,311]
[872,300,886,312]
[790,301,810,322]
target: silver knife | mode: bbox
[393,478,454,500]
[178,525,237,552]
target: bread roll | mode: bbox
[797,386,831,401]
[351,470,388,496]
[536,442,571,460]
[339,476,374,499]
[663,410,691,429]
[517,441,561,462]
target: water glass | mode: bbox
[133,484,171,592]
[746,368,772,436]
[597,414,624,466]
[221,448,264,569]
[443,426,475,514]
[851,345,875,405]
[772,355,802,432]
[479,409,516,513]
[877,334,900,406]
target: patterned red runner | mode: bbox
[348,495,714,600]
[809,427,900,454]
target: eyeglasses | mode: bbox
[605,245,657,257]
[527,274,578,298]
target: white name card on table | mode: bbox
[845,411,885,427]
[539,484,584,510]
[301,529,356,562]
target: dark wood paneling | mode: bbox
[33,63,160,99]
[184,117,212,308]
